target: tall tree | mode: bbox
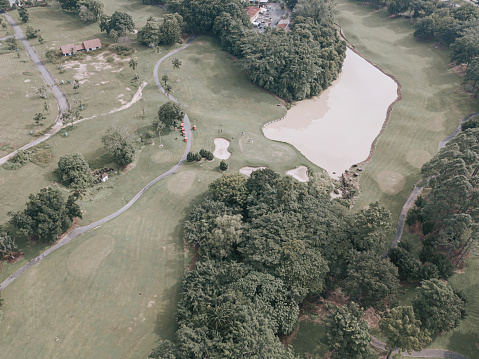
[58,0,79,11]
[463,57,479,97]
[157,101,184,128]
[413,279,466,333]
[451,26,479,65]
[9,188,81,243]
[99,11,135,35]
[158,13,183,46]
[101,126,136,165]
[294,0,335,23]
[379,306,431,359]
[57,153,94,188]
[18,6,29,23]
[344,251,399,310]
[0,233,17,259]
[77,0,104,22]
[323,303,372,359]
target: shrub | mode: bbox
[219,160,228,171]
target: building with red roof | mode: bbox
[60,38,102,56]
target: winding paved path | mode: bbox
[0,13,70,166]
[0,36,195,291]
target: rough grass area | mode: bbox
[0,37,57,154]
[336,0,478,226]
[0,8,317,358]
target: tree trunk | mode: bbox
[457,237,475,267]
[386,349,393,359]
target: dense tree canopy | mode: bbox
[323,303,372,359]
[9,188,81,243]
[379,306,431,359]
[101,126,136,165]
[57,153,94,188]
[100,11,135,35]
[157,101,184,128]
[412,279,466,333]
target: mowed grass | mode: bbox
[0,178,190,359]
[0,8,317,358]
[336,0,478,224]
[0,22,57,155]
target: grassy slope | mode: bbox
[292,0,479,357]
[0,8,316,358]
[0,16,57,155]
[337,0,478,222]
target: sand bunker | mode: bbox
[263,48,398,179]
[239,166,268,177]
[286,166,309,182]
[213,138,231,159]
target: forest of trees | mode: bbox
[149,170,466,358]
[143,0,346,101]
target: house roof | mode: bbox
[101,173,108,179]
[74,44,85,52]
[83,38,102,49]
[245,6,261,19]
[60,44,75,55]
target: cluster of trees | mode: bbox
[149,169,463,358]
[156,0,346,101]
[58,0,104,23]
[99,11,135,37]
[8,187,81,243]
[137,14,184,47]
[18,6,29,22]
[156,101,184,130]
[101,126,137,166]
[358,0,479,96]
[405,122,479,272]
[187,149,214,162]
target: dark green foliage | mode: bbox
[349,201,394,253]
[462,116,479,131]
[239,20,346,101]
[388,246,422,281]
[343,251,399,310]
[413,279,466,333]
[199,149,213,160]
[379,306,431,357]
[451,26,479,65]
[101,126,136,165]
[159,13,183,45]
[208,173,248,206]
[3,150,31,170]
[323,303,372,359]
[419,245,454,279]
[137,16,159,46]
[219,160,228,171]
[18,6,29,22]
[157,101,184,128]
[9,188,81,243]
[25,26,40,39]
[57,153,93,188]
[58,0,79,11]
[0,0,10,11]
[387,0,412,15]
[77,0,104,22]
[99,11,135,35]
[463,58,479,97]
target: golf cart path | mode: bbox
[0,13,69,166]
[0,35,195,292]
[371,112,479,359]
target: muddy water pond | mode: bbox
[263,48,398,179]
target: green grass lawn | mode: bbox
[0,35,57,155]
[0,8,318,357]
[336,0,478,225]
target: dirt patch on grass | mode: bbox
[376,170,405,195]
[363,307,380,329]
[3,252,24,263]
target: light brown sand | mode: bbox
[239,166,267,177]
[213,138,231,159]
[286,166,309,182]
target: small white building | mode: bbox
[101,173,109,182]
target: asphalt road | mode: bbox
[0,13,69,166]
[0,35,195,292]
